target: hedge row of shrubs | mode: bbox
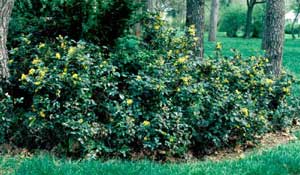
[0,15,299,159]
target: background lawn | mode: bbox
[205,33,300,96]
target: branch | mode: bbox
[255,0,266,4]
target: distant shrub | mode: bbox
[5,14,298,159]
[219,5,246,37]
[285,23,300,35]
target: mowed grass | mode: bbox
[205,33,300,95]
[2,137,300,175]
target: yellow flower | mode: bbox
[34,81,41,86]
[188,25,196,36]
[39,70,47,79]
[265,78,274,85]
[142,120,150,127]
[283,87,290,94]
[78,119,84,124]
[72,73,79,79]
[38,43,46,49]
[39,111,46,118]
[21,74,27,81]
[28,68,35,75]
[268,87,273,92]
[136,75,142,81]
[126,99,133,105]
[259,115,266,121]
[56,90,61,97]
[144,136,149,141]
[223,79,229,83]
[55,53,61,59]
[176,56,188,64]
[235,90,241,95]
[32,58,41,65]
[181,76,192,85]
[240,108,249,117]
[216,42,222,50]
[61,42,66,49]
[167,50,173,57]
[154,24,160,30]
[68,47,77,56]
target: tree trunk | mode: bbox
[186,0,205,59]
[0,0,14,81]
[245,5,254,38]
[291,8,300,40]
[208,0,219,41]
[134,0,142,37]
[262,0,285,76]
[146,0,154,12]
[227,0,232,6]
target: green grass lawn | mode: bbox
[205,33,300,95]
[1,134,300,175]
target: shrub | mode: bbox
[5,14,298,159]
[0,83,14,144]
[219,5,246,37]
[285,23,300,35]
[9,0,138,47]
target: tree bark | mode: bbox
[146,0,154,12]
[245,4,254,38]
[208,0,219,41]
[186,0,205,59]
[245,0,265,38]
[134,0,142,37]
[262,0,285,76]
[0,0,14,81]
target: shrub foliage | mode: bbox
[1,14,298,159]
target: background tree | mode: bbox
[186,0,205,58]
[245,0,265,38]
[291,0,300,39]
[208,0,220,41]
[0,0,14,81]
[262,0,285,76]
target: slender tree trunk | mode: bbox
[245,5,254,38]
[186,0,205,59]
[291,8,300,39]
[262,0,285,76]
[208,0,219,41]
[135,0,142,37]
[146,0,154,12]
[0,0,14,81]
